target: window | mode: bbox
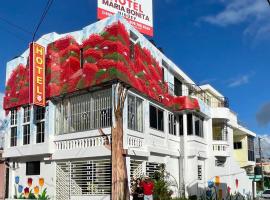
[128,95,143,132]
[215,158,226,167]
[149,105,164,131]
[174,77,182,96]
[248,136,255,161]
[162,68,165,83]
[187,114,204,138]
[168,113,176,135]
[23,106,30,123]
[233,142,242,149]
[198,165,202,180]
[11,109,17,126]
[23,106,31,145]
[36,106,45,143]
[10,127,17,147]
[56,89,112,135]
[179,115,183,136]
[130,40,135,60]
[187,114,193,135]
[23,125,30,145]
[26,161,40,175]
[10,109,17,147]
[194,115,204,138]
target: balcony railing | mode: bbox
[212,141,229,157]
[127,135,144,148]
[55,135,112,150]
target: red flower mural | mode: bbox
[3,21,200,112]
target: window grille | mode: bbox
[55,89,112,135]
[130,160,144,180]
[146,162,161,178]
[23,106,31,145]
[36,106,45,143]
[128,95,143,132]
[198,165,202,180]
[168,113,176,135]
[215,158,226,167]
[56,159,111,198]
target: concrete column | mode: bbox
[182,113,188,198]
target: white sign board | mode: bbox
[98,0,153,36]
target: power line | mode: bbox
[32,0,54,42]
[0,15,33,35]
[0,14,53,43]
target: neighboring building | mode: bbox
[2,14,256,200]
[0,135,7,200]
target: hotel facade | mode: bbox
[2,15,256,199]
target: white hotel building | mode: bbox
[3,15,256,199]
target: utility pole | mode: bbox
[258,137,264,190]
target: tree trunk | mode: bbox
[111,83,129,200]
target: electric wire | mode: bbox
[32,0,54,42]
[0,15,33,35]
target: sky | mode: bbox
[0,0,270,137]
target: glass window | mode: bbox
[10,109,17,147]
[248,136,255,161]
[174,77,182,96]
[168,113,176,135]
[194,115,204,138]
[36,106,45,121]
[128,95,143,132]
[23,124,30,145]
[10,109,17,126]
[149,105,164,131]
[23,106,31,123]
[23,106,31,145]
[10,127,17,147]
[36,122,45,143]
[233,142,242,149]
[36,106,45,143]
[26,161,40,175]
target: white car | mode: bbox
[261,190,270,199]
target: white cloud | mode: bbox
[228,73,252,87]
[202,0,270,40]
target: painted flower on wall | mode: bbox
[13,176,50,200]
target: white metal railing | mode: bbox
[127,135,144,148]
[55,135,112,150]
[212,141,229,156]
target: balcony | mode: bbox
[53,135,112,159]
[212,141,229,157]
